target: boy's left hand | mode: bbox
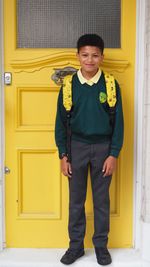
[102,156,117,177]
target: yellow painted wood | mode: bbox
[4,0,136,248]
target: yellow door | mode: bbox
[4,0,136,248]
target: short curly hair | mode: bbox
[77,34,104,54]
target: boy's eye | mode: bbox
[81,54,99,57]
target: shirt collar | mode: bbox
[77,68,102,86]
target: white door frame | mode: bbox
[134,0,146,250]
[0,0,146,251]
[0,0,6,251]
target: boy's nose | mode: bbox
[87,56,93,62]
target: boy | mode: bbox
[55,34,124,265]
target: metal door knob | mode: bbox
[5,166,11,174]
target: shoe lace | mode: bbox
[96,247,109,256]
[103,248,108,254]
[65,248,79,258]
[100,247,109,256]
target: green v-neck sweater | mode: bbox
[55,72,124,158]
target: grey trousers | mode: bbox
[68,139,112,250]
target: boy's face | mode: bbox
[77,46,104,75]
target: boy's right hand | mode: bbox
[61,156,72,178]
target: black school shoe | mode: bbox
[95,247,112,265]
[60,248,85,265]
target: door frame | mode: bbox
[0,0,146,251]
[134,0,146,250]
[0,0,6,251]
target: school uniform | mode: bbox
[55,69,124,249]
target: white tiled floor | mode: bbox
[0,248,149,267]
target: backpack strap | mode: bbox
[62,74,73,162]
[63,74,73,111]
[104,72,117,128]
[104,72,117,108]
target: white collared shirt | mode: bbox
[77,68,102,86]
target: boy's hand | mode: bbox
[61,156,72,178]
[102,156,117,177]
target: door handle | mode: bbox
[5,166,11,174]
[51,67,77,85]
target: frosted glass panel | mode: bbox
[17,0,121,48]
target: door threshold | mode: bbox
[0,248,148,267]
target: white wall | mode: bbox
[139,0,150,262]
[141,0,150,224]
